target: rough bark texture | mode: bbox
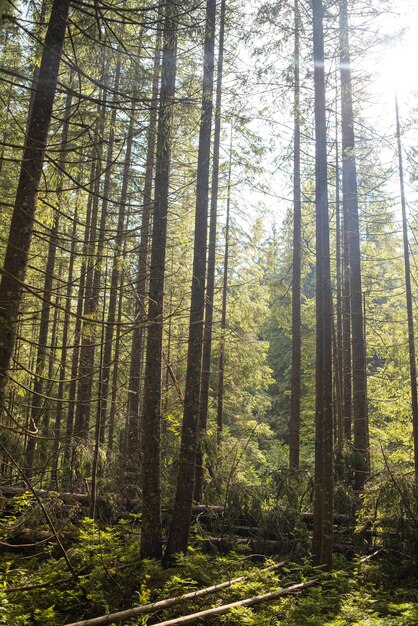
[0,0,70,410]
[99,77,137,448]
[74,63,120,440]
[339,0,369,490]
[312,0,333,568]
[140,0,178,560]
[125,44,161,460]
[165,0,216,559]
[194,0,226,503]
[25,86,73,478]
[289,0,302,470]
[334,119,344,444]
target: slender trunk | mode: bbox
[0,0,70,412]
[75,63,120,441]
[25,86,73,477]
[140,0,178,560]
[165,0,216,559]
[71,106,105,445]
[126,43,161,459]
[64,159,96,470]
[335,113,344,444]
[52,196,79,486]
[91,261,108,518]
[312,0,333,568]
[217,134,232,443]
[194,0,227,503]
[339,0,369,490]
[99,73,139,448]
[107,277,124,453]
[342,181,352,439]
[395,97,418,487]
[289,0,302,471]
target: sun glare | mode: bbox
[377,10,418,102]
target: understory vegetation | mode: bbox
[1,0,418,622]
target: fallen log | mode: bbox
[149,579,318,625]
[63,561,285,626]
[146,550,382,626]
[0,485,89,503]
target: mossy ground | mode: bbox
[1,516,417,626]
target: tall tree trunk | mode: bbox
[64,158,96,472]
[25,86,73,477]
[342,175,352,440]
[70,103,106,447]
[164,0,216,560]
[194,0,226,503]
[140,0,178,561]
[107,273,124,453]
[289,0,302,471]
[0,0,70,412]
[74,63,120,441]
[51,194,79,487]
[126,43,161,460]
[339,0,369,490]
[395,97,418,487]
[217,132,232,443]
[335,112,344,444]
[312,0,333,569]
[98,75,139,449]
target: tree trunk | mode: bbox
[125,42,161,460]
[217,132,232,443]
[194,0,227,503]
[0,0,70,412]
[98,73,138,449]
[334,114,344,444]
[289,0,302,471]
[164,0,216,560]
[25,86,73,478]
[395,97,418,487]
[51,193,79,487]
[339,0,369,490]
[74,63,120,441]
[312,0,333,568]
[71,107,106,445]
[140,0,178,560]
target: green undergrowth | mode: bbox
[0,514,417,626]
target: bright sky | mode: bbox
[226,0,418,237]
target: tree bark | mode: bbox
[339,0,369,490]
[217,132,232,443]
[165,0,216,559]
[74,62,120,440]
[125,42,161,460]
[312,0,333,568]
[0,0,70,412]
[98,75,137,448]
[289,0,302,470]
[140,0,178,560]
[25,86,73,478]
[194,0,227,503]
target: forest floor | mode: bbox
[1,512,417,625]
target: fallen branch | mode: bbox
[148,550,382,626]
[63,562,285,626]
[0,484,89,503]
[149,579,318,625]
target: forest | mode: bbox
[0,0,417,623]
